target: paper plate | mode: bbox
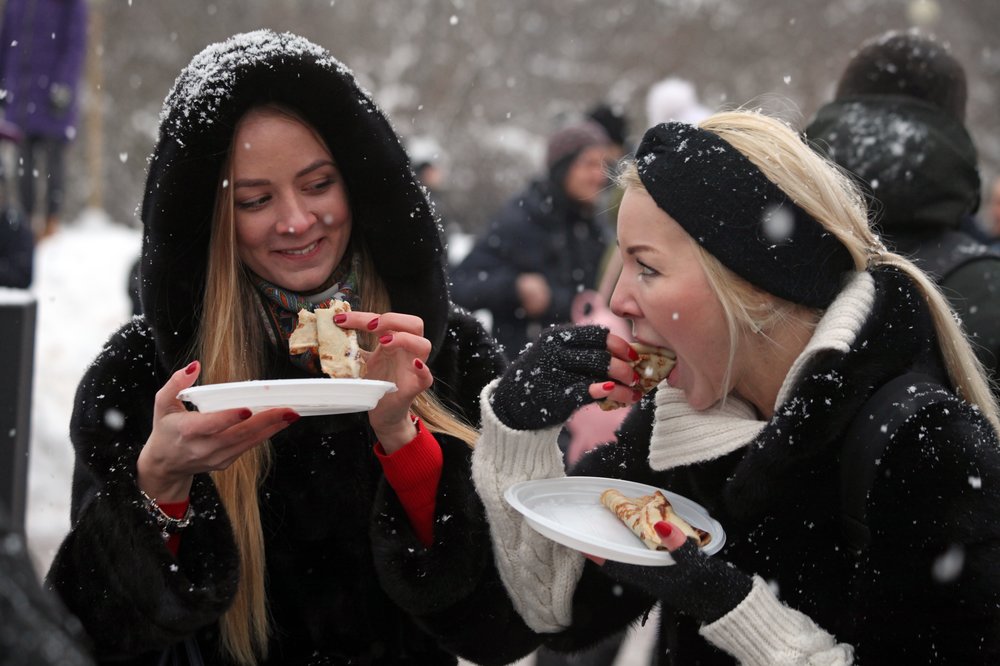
[177,378,397,416]
[504,476,725,566]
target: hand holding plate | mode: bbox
[137,360,299,502]
[600,521,752,624]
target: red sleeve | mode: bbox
[158,499,190,556]
[374,417,443,547]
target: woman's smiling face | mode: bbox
[610,186,734,411]
[232,108,352,292]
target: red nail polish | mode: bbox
[367,317,380,330]
[414,359,425,370]
[627,346,640,361]
[282,412,300,424]
[602,381,615,391]
[238,409,252,420]
[379,334,393,345]
[184,361,198,375]
[654,521,673,538]
[632,370,641,385]
[333,313,347,324]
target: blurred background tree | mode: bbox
[75,0,999,234]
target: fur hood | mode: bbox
[138,30,449,373]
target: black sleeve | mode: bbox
[371,435,544,665]
[44,323,240,660]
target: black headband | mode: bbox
[635,122,855,309]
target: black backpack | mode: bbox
[840,372,953,552]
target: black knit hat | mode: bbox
[835,30,967,121]
[635,122,855,309]
[587,103,628,147]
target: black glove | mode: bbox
[490,324,611,430]
[601,535,753,625]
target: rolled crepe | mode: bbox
[600,342,676,410]
[600,488,711,549]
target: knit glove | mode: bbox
[601,522,753,625]
[490,324,611,430]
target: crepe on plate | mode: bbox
[600,488,711,550]
[288,301,365,378]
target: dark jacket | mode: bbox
[552,267,1000,664]
[0,0,87,139]
[45,31,530,666]
[451,179,609,358]
[806,95,1000,391]
[0,203,33,288]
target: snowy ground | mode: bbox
[22,212,654,666]
[25,210,142,573]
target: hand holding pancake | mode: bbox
[332,309,433,452]
[490,324,640,431]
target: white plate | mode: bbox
[177,378,397,416]
[504,476,726,566]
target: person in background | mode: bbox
[806,29,1000,398]
[0,116,32,288]
[471,112,1000,664]
[586,101,630,236]
[451,118,612,360]
[0,0,87,240]
[587,103,629,163]
[44,30,530,666]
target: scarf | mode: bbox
[252,253,360,375]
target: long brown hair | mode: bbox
[194,104,477,665]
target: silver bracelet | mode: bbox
[139,489,194,540]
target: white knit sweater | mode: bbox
[470,271,874,664]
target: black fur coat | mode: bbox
[550,267,1000,664]
[45,31,535,666]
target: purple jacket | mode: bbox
[0,0,87,140]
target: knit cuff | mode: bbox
[699,577,854,666]
[375,417,443,495]
[471,379,585,633]
[375,418,442,547]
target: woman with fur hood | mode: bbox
[472,111,1000,664]
[44,30,533,666]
